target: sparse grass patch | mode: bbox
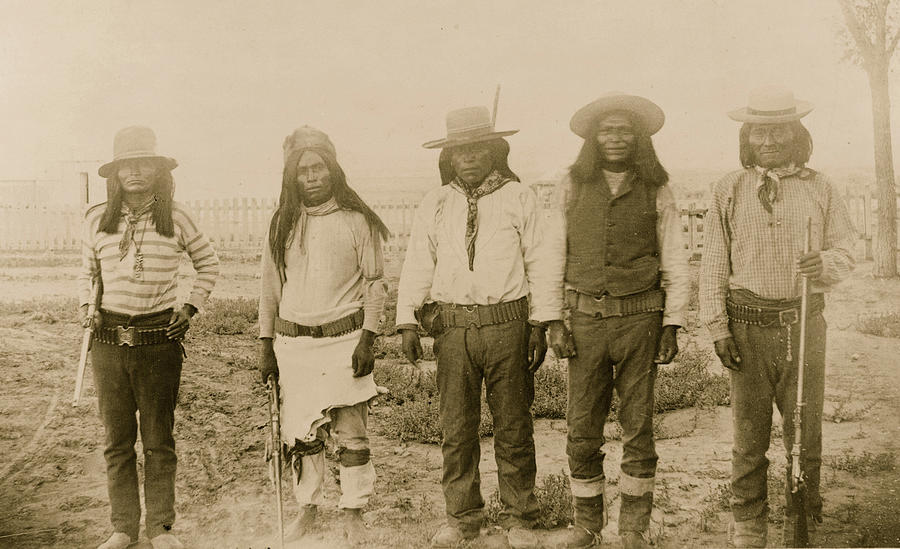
[698,482,731,532]
[486,472,573,529]
[192,297,258,335]
[857,311,900,338]
[0,296,80,324]
[824,391,876,423]
[827,450,896,476]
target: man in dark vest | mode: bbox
[547,92,689,549]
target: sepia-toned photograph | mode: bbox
[1,1,899,548]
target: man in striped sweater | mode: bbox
[79,126,218,549]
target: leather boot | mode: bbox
[284,504,317,542]
[430,523,478,548]
[341,508,367,546]
[621,530,650,549]
[565,524,602,548]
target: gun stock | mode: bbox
[266,375,285,549]
[73,278,102,406]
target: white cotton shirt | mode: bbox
[395,180,564,326]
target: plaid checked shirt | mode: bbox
[699,167,856,342]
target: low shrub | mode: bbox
[486,472,573,529]
[532,361,567,419]
[655,345,730,412]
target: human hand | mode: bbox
[351,330,376,377]
[714,337,741,371]
[527,324,548,373]
[654,325,679,364]
[80,304,102,330]
[258,338,278,384]
[796,251,823,280]
[547,319,576,359]
[167,304,195,340]
[401,328,423,364]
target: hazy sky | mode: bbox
[1,0,897,200]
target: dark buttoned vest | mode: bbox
[565,172,660,296]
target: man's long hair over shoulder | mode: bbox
[267,149,391,273]
[97,170,176,236]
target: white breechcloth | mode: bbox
[274,328,378,444]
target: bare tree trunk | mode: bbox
[868,61,899,277]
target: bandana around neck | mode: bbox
[297,196,340,252]
[754,163,801,213]
[449,170,512,271]
[119,197,156,260]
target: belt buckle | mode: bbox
[462,305,481,328]
[593,295,622,318]
[116,326,135,346]
[778,308,799,326]
[309,325,324,338]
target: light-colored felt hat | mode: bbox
[98,126,177,178]
[570,92,665,138]
[728,86,813,123]
[422,106,518,149]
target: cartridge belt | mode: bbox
[439,296,529,328]
[726,293,824,327]
[566,288,665,318]
[94,309,172,346]
[275,309,364,338]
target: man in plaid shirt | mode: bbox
[699,86,856,548]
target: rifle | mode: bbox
[789,216,812,547]
[73,276,102,406]
[265,374,285,549]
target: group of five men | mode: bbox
[80,85,854,549]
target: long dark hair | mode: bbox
[268,148,391,272]
[568,111,669,188]
[739,121,813,168]
[98,169,175,237]
[438,138,520,185]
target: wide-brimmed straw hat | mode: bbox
[98,126,177,178]
[570,92,665,138]
[422,106,518,149]
[728,86,813,123]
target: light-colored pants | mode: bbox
[291,401,376,509]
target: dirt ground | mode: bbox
[1,250,899,549]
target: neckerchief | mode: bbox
[449,170,512,271]
[119,198,156,260]
[754,163,801,213]
[297,196,340,252]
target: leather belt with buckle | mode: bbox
[566,289,665,319]
[275,309,364,338]
[95,325,170,346]
[726,294,824,327]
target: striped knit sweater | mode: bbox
[78,201,219,315]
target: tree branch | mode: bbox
[839,0,877,64]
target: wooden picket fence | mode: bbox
[1,196,709,255]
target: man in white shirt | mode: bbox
[395,106,564,549]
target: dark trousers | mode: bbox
[567,310,661,532]
[91,311,183,540]
[435,319,539,530]
[729,312,826,522]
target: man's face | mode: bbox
[295,151,333,205]
[748,123,795,169]
[117,158,159,195]
[449,143,494,186]
[595,112,637,165]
